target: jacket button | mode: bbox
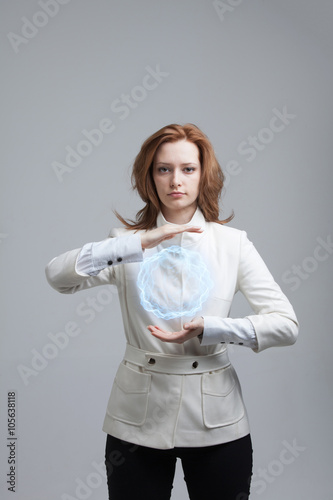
[107,260,113,265]
[148,358,156,365]
[192,361,198,369]
[117,257,122,262]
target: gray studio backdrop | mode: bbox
[1,1,332,499]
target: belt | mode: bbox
[123,343,230,375]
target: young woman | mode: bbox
[45,123,298,500]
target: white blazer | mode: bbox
[45,208,298,449]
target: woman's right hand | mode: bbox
[140,224,203,250]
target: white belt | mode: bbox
[123,343,230,375]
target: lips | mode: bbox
[168,192,185,197]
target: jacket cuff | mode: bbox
[200,317,258,349]
[75,234,143,276]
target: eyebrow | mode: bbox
[155,162,199,166]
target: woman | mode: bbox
[45,123,298,500]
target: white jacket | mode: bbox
[45,208,298,449]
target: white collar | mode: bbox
[155,207,206,248]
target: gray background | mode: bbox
[1,0,332,498]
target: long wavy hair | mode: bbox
[115,123,233,230]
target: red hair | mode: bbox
[115,123,233,230]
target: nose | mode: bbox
[170,169,181,187]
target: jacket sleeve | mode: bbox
[236,231,299,352]
[45,233,143,294]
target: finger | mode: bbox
[161,228,203,244]
[149,325,184,335]
[147,325,164,332]
[183,321,200,330]
[171,225,203,234]
[186,226,204,233]
[148,327,185,342]
[151,331,177,342]
[184,316,204,329]
[147,325,161,333]
[147,325,172,337]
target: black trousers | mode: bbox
[105,434,253,500]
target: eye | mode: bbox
[184,167,195,173]
[157,167,169,173]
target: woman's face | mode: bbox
[152,140,201,224]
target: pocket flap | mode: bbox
[115,362,151,394]
[202,365,234,397]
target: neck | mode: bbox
[160,204,198,224]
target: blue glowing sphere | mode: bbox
[137,245,213,320]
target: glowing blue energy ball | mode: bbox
[137,245,213,320]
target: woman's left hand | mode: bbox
[147,317,204,344]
